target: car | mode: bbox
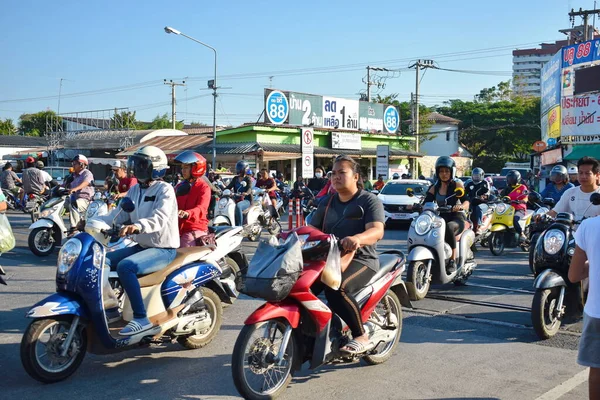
[492,176,507,192]
[377,179,431,225]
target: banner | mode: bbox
[541,51,562,114]
[331,132,361,150]
[561,39,600,68]
[541,105,561,143]
[560,94,600,143]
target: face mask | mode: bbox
[315,173,323,178]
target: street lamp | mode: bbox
[164,26,218,170]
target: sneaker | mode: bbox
[446,259,457,274]
[118,318,153,336]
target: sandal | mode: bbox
[118,318,154,336]
[340,339,375,355]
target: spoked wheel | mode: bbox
[232,319,296,400]
[28,227,57,257]
[20,317,87,383]
[489,232,505,256]
[532,288,562,339]
[363,290,403,365]
[177,288,223,349]
[406,261,431,301]
[267,218,281,236]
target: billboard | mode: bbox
[560,94,600,144]
[541,105,561,143]
[561,39,600,68]
[540,51,561,114]
[264,89,399,134]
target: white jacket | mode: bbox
[99,180,180,249]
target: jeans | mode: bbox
[513,210,526,235]
[472,203,489,230]
[235,200,250,226]
[106,245,177,319]
[66,197,89,229]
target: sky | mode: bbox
[0,0,593,127]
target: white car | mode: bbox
[377,179,431,224]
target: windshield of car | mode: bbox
[381,183,429,195]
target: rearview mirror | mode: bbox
[406,188,414,197]
[543,197,556,207]
[120,197,135,213]
[591,192,600,206]
[343,205,364,220]
[528,191,542,203]
[454,187,465,198]
[240,181,247,187]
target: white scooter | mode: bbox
[28,188,108,257]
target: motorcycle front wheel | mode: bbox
[529,233,540,275]
[531,288,562,339]
[28,227,58,257]
[406,260,431,301]
[232,319,297,400]
[20,316,87,383]
[489,232,505,256]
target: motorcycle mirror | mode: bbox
[176,180,192,197]
[591,192,600,206]
[343,205,364,220]
[240,181,247,188]
[454,187,465,198]
[120,197,135,213]
[543,197,556,207]
[406,188,414,197]
[529,191,542,203]
[371,190,380,195]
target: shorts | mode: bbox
[578,312,600,368]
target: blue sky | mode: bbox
[0,0,591,126]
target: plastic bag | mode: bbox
[321,235,342,290]
[0,213,15,254]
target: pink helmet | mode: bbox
[485,177,493,185]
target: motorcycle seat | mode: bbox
[208,225,236,239]
[138,246,214,288]
[364,254,400,286]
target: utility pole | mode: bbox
[408,60,435,174]
[164,79,186,129]
[57,78,64,115]
[363,66,392,102]
[568,8,600,41]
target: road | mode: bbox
[0,213,589,399]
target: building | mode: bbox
[0,135,49,165]
[512,40,568,96]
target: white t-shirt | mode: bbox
[552,186,600,221]
[40,170,52,183]
[574,218,600,317]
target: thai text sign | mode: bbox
[560,94,600,143]
[541,51,561,114]
[331,132,361,150]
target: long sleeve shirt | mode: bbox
[176,178,211,233]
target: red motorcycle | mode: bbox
[231,205,411,400]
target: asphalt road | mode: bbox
[0,213,589,399]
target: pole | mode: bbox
[415,63,420,175]
[57,78,63,115]
[585,13,590,41]
[171,83,176,129]
[212,55,217,170]
[366,66,371,102]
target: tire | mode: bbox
[405,261,431,301]
[363,291,403,365]
[531,288,562,340]
[222,257,240,307]
[529,233,540,275]
[489,231,505,256]
[28,227,57,257]
[177,287,223,349]
[20,317,86,383]
[232,319,296,400]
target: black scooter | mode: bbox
[530,192,600,339]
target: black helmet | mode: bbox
[392,173,400,180]
[235,160,249,175]
[506,170,521,187]
[472,167,484,183]
[550,165,568,183]
[435,156,456,181]
[276,172,284,180]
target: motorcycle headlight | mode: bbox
[415,214,432,236]
[86,202,100,217]
[57,239,82,274]
[39,205,59,218]
[534,207,549,216]
[543,229,565,255]
[218,198,228,208]
[92,243,104,269]
[496,203,508,214]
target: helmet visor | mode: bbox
[550,171,565,183]
[127,154,153,183]
[472,173,482,182]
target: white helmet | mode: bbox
[127,145,168,184]
[568,166,578,175]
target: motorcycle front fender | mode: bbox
[407,246,435,262]
[29,218,54,230]
[212,215,232,226]
[533,269,567,289]
[490,224,508,232]
[245,299,301,328]
[26,292,89,319]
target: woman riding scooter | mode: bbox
[225,160,253,226]
[174,151,211,248]
[423,156,470,273]
[500,170,529,243]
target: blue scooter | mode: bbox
[20,198,231,383]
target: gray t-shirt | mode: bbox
[23,167,46,195]
[0,170,18,190]
[310,190,385,271]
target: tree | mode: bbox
[18,110,60,136]
[149,113,184,130]
[475,80,512,103]
[375,94,434,149]
[0,119,17,135]
[111,110,137,129]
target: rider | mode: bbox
[99,146,179,335]
[174,151,211,248]
[66,155,95,231]
[36,161,54,189]
[540,165,574,204]
[545,157,600,223]
[373,175,385,191]
[307,166,328,193]
[392,173,400,180]
[112,160,138,199]
[500,170,528,242]
[485,176,497,196]
[225,160,253,226]
[423,156,470,273]
[568,166,580,187]
[1,162,22,197]
[466,167,491,235]
[21,156,46,202]
[256,168,278,209]
[309,155,385,356]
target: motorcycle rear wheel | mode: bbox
[177,288,223,349]
[232,319,296,400]
[363,290,402,365]
[489,232,505,256]
[20,316,86,383]
[531,288,562,339]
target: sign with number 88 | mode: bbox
[384,106,399,133]
[265,90,289,124]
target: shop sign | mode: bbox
[331,132,361,150]
[561,94,600,143]
[541,148,563,165]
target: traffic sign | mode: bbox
[376,145,389,179]
[532,140,547,152]
[302,128,314,153]
[302,154,314,178]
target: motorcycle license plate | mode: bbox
[392,213,410,219]
[26,201,37,208]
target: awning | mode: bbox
[2,149,48,160]
[563,144,600,160]
[117,135,212,158]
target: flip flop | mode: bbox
[340,339,375,355]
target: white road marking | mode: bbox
[533,368,588,400]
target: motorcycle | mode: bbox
[530,193,600,339]
[488,193,535,256]
[3,187,22,211]
[405,187,477,300]
[27,189,108,257]
[244,188,282,241]
[20,198,227,383]
[527,192,556,275]
[24,192,47,223]
[231,205,410,399]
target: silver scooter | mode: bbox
[405,187,477,300]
